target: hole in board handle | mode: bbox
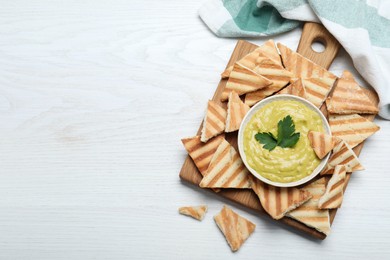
[311,37,327,53]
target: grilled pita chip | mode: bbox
[179,205,208,221]
[221,65,233,79]
[214,205,256,252]
[308,131,340,159]
[276,84,292,95]
[201,100,227,143]
[318,165,346,209]
[220,63,272,101]
[277,43,337,108]
[329,113,380,148]
[286,177,331,235]
[244,60,293,106]
[326,71,378,114]
[277,43,337,80]
[237,40,283,69]
[181,135,224,176]
[225,91,250,132]
[321,140,364,175]
[250,176,312,220]
[302,77,335,108]
[199,139,251,189]
[289,78,306,98]
[258,39,283,66]
[276,78,306,98]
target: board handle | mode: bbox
[297,22,340,69]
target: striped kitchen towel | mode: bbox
[199,0,390,120]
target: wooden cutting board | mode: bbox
[179,23,378,240]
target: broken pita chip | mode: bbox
[329,113,380,148]
[308,131,340,159]
[318,165,346,209]
[326,70,379,114]
[225,91,250,132]
[199,139,251,189]
[286,177,331,235]
[221,65,233,79]
[181,135,224,176]
[214,205,256,252]
[250,176,312,220]
[200,100,227,143]
[321,140,364,175]
[220,63,272,101]
[179,205,208,221]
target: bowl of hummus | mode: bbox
[238,94,331,187]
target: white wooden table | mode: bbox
[0,1,389,259]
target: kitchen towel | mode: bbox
[199,0,390,119]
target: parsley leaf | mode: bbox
[254,115,300,151]
[255,132,277,151]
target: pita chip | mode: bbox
[179,205,208,221]
[250,176,312,220]
[276,78,306,98]
[318,165,346,209]
[201,100,227,142]
[221,65,233,79]
[277,43,337,108]
[214,205,256,252]
[326,70,379,114]
[181,135,224,176]
[321,140,364,175]
[302,77,335,108]
[308,131,340,159]
[276,84,292,95]
[286,177,331,235]
[244,60,293,106]
[220,63,272,101]
[199,139,251,189]
[329,113,380,148]
[225,91,250,132]
[277,43,337,81]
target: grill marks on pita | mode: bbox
[318,165,346,209]
[179,205,208,221]
[214,206,256,252]
[329,114,380,148]
[221,63,272,101]
[244,57,294,106]
[201,100,227,142]
[326,70,379,114]
[286,178,331,235]
[225,91,250,132]
[277,43,337,108]
[321,140,364,175]
[308,131,341,159]
[199,139,251,189]
[181,135,224,176]
[250,176,312,220]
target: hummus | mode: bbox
[243,100,324,183]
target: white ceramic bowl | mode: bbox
[238,94,331,188]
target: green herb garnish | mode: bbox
[254,115,300,151]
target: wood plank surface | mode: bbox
[179,23,379,240]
